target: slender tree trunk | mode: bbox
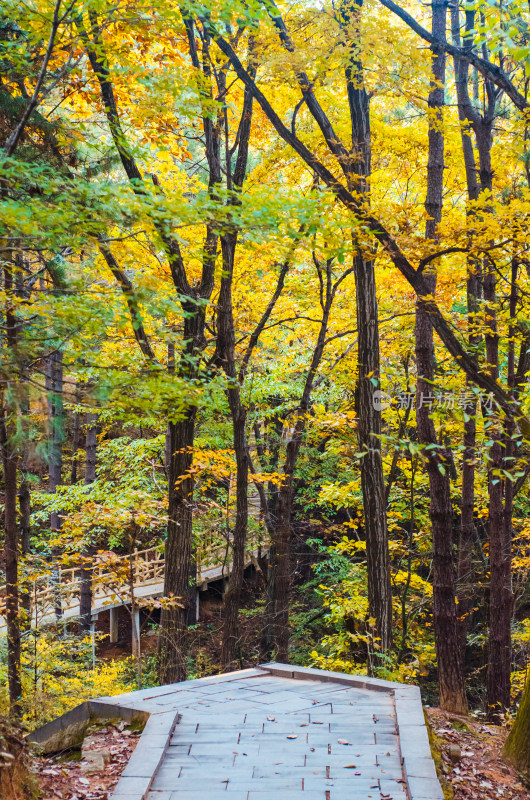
[46,351,63,521]
[354,253,392,665]
[451,8,480,646]
[220,403,248,668]
[338,0,392,666]
[128,545,142,689]
[84,413,97,484]
[79,412,97,632]
[159,410,196,683]
[257,408,282,658]
[1,414,22,717]
[216,66,256,666]
[457,263,480,652]
[18,476,30,558]
[18,445,31,625]
[270,257,335,661]
[71,405,81,485]
[45,351,64,620]
[18,372,31,560]
[14,256,31,624]
[1,260,22,717]
[159,306,208,681]
[484,256,512,717]
[218,234,249,669]
[415,0,466,713]
[273,442,297,663]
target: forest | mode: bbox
[1,0,530,794]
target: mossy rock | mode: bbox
[29,701,149,755]
[448,716,472,733]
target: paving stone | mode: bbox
[406,775,445,799]
[246,794,324,800]
[403,755,439,780]
[168,794,248,800]
[146,792,172,799]
[111,775,152,797]
[121,746,165,777]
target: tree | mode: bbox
[504,672,530,775]
[415,0,466,713]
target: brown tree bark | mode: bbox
[339,0,392,664]
[415,0,467,713]
[504,670,530,773]
[45,350,64,620]
[450,22,514,715]
[79,412,97,632]
[1,418,22,717]
[160,409,196,682]
[217,233,249,669]
[1,260,22,716]
[354,252,393,665]
[272,256,336,661]
[213,54,256,667]
[451,6,480,651]
[484,252,512,717]
[70,384,81,485]
[215,129,250,665]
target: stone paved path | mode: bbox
[147,672,406,800]
[30,663,443,800]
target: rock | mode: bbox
[81,735,111,773]
[81,735,100,753]
[80,749,111,773]
[447,744,462,763]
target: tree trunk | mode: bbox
[1,414,22,717]
[216,68,255,666]
[415,0,467,713]
[2,260,22,716]
[79,412,97,632]
[457,253,480,655]
[159,410,196,683]
[339,0,392,665]
[71,385,81,485]
[354,253,393,665]
[221,402,248,668]
[18,379,31,560]
[504,671,530,773]
[46,351,64,521]
[451,5,480,649]
[484,266,512,717]
[269,256,335,661]
[45,350,64,620]
[218,234,249,669]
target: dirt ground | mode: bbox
[427,707,530,800]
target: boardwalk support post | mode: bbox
[110,607,118,644]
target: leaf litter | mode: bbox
[35,724,140,800]
[426,708,530,800]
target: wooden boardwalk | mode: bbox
[0,538,268,634]
[30,664,444,800]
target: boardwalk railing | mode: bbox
[0,531,268,629]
